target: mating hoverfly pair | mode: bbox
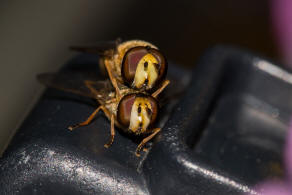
[38,40,169,156]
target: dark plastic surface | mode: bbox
[0,46,290,194]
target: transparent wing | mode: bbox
[37,71,114,102]
[70,39,121,56]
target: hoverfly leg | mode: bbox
[151,79,170,98]
[104,114,115,148]
[68,105,106,131]
[135,128,161,157]
[104,58,121,97]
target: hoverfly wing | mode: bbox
[70,39,121,56]
[37,71,114,102]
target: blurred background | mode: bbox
[0,0,289,155]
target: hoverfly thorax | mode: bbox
[117,93,158,134]
[121,46,167,91]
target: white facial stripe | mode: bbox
[129,97,152,133]
[133,54,158,89]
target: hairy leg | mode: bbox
[104,114,115,148]
[68,105,108,130]
[104,58,121,97]
[152,79,170,98]
[135,128,161,157]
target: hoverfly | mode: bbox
[38,40,170,157]
[70,39,169,93]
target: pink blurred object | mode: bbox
[271,0,292,67]
[246,2,292,194]
[255,182,291,195]
[248,124,292,194]
[285,122,292,181]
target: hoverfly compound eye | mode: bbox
[117,93,158,134]
[121,46,167,91]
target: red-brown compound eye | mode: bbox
[121,46,167,91]
[117,93,159,132]
[146,95,158,125]
[117,94,136,127]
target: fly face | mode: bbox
[121,46,167,91]
[129,96,153,132]
[117,93,158,135]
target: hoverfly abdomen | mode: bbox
[117,93,158,135]
[121,46,167,91]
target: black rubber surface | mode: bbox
[0,46,290,194]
